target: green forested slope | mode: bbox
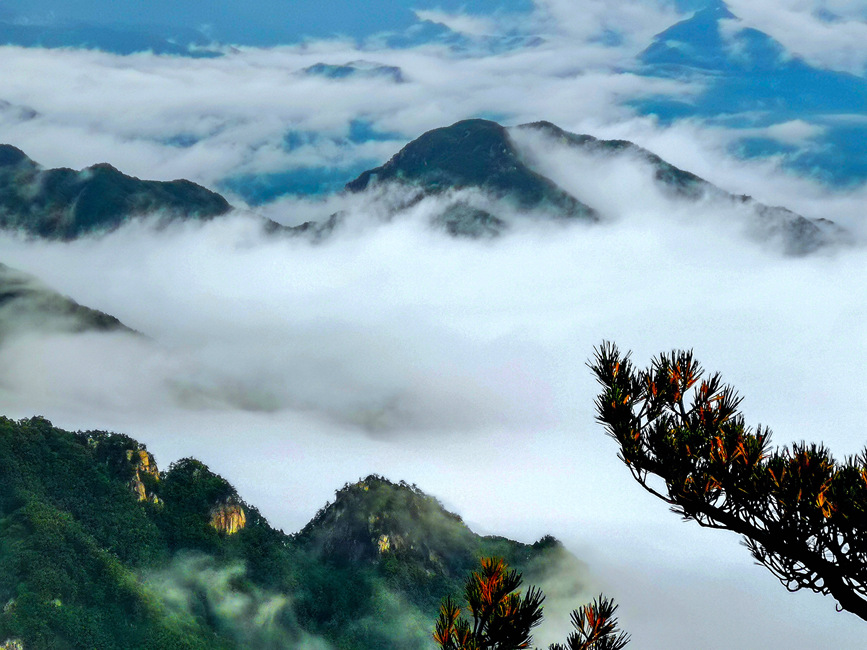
[0,417,582,649]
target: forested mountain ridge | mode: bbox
[0,144,231,240]
[0,417,583,650]
[344,118,841,252]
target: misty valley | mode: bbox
[0,1,865,648]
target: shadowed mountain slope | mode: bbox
[346,118,598,235]
[0,145,231,240]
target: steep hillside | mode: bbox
[0,417,585,650]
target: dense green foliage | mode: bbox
[591,342,867,621]
[0,417,579,649]
[0,417,219,649]
[0,145,230,240]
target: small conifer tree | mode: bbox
[434,558,629,650]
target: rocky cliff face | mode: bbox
[209,499,246,535]
[126,448,160,504]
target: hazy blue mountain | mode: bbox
[0,262,131,339]
[0,100,37,122]
[0,416,581,650]
[635,0,867,185]
[640,2,866,114]
[301,61,406,83]
[0,0,533,50]
[0,144,231,239]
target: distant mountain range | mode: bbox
[0,116,844,253]
[0,416,581,649]
[635,1,867,185]
[2,1,863,184]
[342,118,841,253]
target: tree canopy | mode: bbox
[590,342,867,621]
[433,557,629,650]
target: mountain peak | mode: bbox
[297,473,555,571]
[0,144,32,168]
[345,118,598,224]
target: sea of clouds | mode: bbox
[0,0,864,646]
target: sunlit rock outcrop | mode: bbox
[126,448,161,504]
[209,499,247,535]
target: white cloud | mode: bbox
[762,118,827,143]
[533,0,680,51]
[414,10,497,36]
[725,0,867,74]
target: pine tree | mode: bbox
[433,557,629,650]
[590,341,867,621]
